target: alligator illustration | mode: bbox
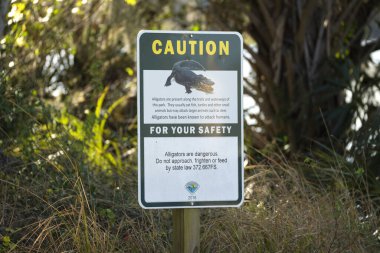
[164,60,214,94]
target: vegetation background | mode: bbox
[1,0,380,252]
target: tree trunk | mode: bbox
[0,0,9,38]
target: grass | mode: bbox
[0,137,379,252]
[201,152,380,252]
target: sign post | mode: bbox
[137,30,243,250]
[173,208,200,253]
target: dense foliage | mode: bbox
[0,0,379,252]
[206,0,380,153]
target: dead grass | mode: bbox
[201,153,380,252]
[1,151,379,252]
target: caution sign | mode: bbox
[137,31,243,209]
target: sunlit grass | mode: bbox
[1,143,379,252]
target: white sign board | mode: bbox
[137,30,243,209]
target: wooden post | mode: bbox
[173,208,200,253]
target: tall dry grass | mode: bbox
[1,148,379,252]
[201,152,380,252]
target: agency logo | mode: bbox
[185,181,200,194]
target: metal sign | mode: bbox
[137,30,243,209]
